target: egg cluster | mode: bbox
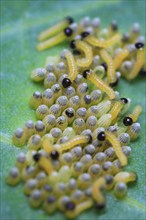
[7,16,145,218]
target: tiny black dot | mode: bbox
[33,153,41,162]
[123,116,133,126]
[65,201,76,210]
[66,16,74,24]
[135,42,144,49]
[81,31,90,39]
[83,69,90,79]
[62,78,71,88]
[97,132,105,141]
[72,49,81,55]
[64,27,73,37]
[120,98,128,104]
[70,40,76,49]
[109,79,119,87]
[65,109,74,118]
[50,150,59,160]
[101,62,108,71]
[87,134,93,144]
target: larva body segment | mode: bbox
[100,49,116,84]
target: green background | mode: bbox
[0,0,145,219]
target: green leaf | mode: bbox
[0,0,145,219]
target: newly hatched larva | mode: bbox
[31,67,47,82]
[12,128,27,147]
[100,49,116,85]
[42,136,54,154]
[43,114,56,132]
[126,43,145,80]
[29,91,42,109]
[92,177,106,209]
[83,69,115,99]
[36,104,49,120]
[105,131,127,166]
[44,72,57,89]
[113,48,130,69]
[33,153,53,175]
[59,135,92,153]
[71,40,93,67]
[128,105,142,122]
[114,171,137,183]
[37,26,74,51]
[109,100,124,122]
[63,50,78,81]
[84,32,121,48]
[66,200,93,218]
[38,16,74,41]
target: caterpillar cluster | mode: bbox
[7,16,145,218]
